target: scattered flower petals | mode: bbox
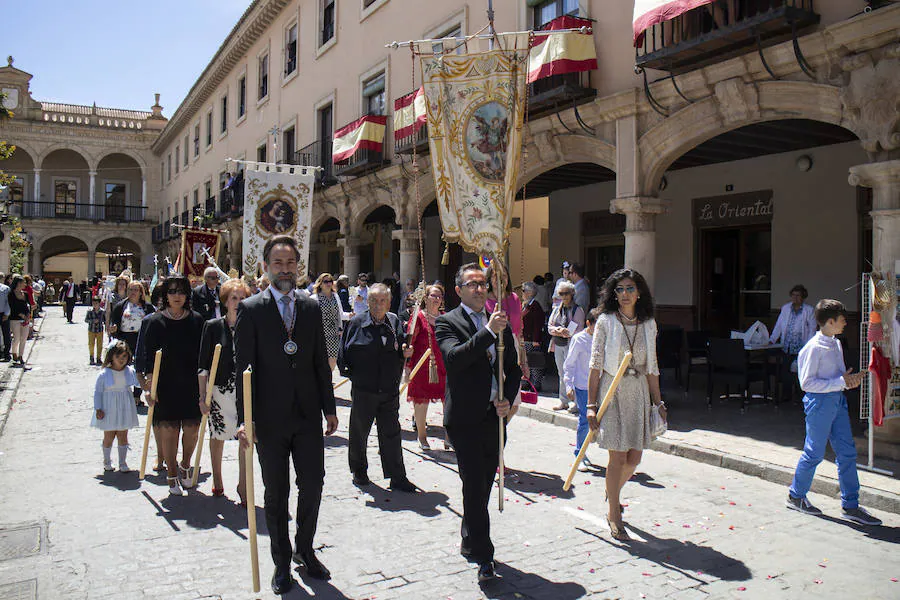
[737,587,747,591]
[729,501,737,506]
[589,568,595,573]
[814,580,823,584]
[819,564,827,568]
[728,526,735,531]
[577,506,584,511]
[682,524,691,528]
[642,572,652,577]
[583,481,591,485]
[890,578,897,582]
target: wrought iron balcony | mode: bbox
[635,0,819,75]
[205,196,216,217]
[13,201,148,222]
[296,139,336,188]
[528,71,596,120]
[393,90,430,156]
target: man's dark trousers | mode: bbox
[64,297,76,322]
[255,423,325,569]
[348,388,406,479]
[0,318,10,358]
[448,407,505,563]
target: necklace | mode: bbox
[617,313,641,377]
[617,310,637,323]
[163,308,187,320]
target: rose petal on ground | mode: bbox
[737,587,747,591]
[814,579,823,584]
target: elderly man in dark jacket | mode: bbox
[339,283,417,492]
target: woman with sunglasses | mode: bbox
[311,272,345,370]
[406,283,448,450]
[586,268,665,541]
[549,280,585,412]
[135,275,206,496]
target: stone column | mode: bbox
[32,249,42,277]
[141,176,147,207]
[392,229,420,284]
[338,236,361,280]
[849,160,900,456]
[87,248,96,279]
[32,168,41,214]
[309,243,321,276]
[609,196,670,292]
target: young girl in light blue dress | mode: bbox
[90,341,140,472]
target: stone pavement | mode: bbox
[0,306,898,599]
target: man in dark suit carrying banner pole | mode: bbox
[435,262,521,584]
[235,234,338,595]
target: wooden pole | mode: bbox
[494,263,505,513]
[563,351,633,491]
[399,347,432,395]
[139,350,162,480]
[192,343,222,488]
[243,366,261,593]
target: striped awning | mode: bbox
[633,0,715,46]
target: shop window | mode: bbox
[363,73,385,116]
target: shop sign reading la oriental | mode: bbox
[692,190,774,228]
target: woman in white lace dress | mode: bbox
[587,268,666,541]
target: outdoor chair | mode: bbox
[706,338,769,413]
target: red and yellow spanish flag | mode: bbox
[633,0,714,46]
[332,114,388,163]
[393,87,427,140]
[528,16,597,84]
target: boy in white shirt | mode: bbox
[786,299,881,525]
[564,308,600,470]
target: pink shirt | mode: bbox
[484,292,522,337]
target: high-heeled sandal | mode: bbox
[607,516,630,541]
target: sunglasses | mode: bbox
[615,285,638,296]
[166,289,187,295]
[323,279,334,284]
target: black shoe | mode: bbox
[460,544,476,562]
[0,356,10,362]
[89,358,96,366]
[389,477,418,493]
[477,561,497,583]
[271,567,293,594]
[293,551,331,580]
[352,471,371,486]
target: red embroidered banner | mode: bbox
[179,228,221,278]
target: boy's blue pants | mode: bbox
[574,388,588,456]
[789,391,860,509]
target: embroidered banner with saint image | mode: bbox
[242,164,316,277]
[419,41,528,256]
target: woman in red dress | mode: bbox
[406,283,448,451]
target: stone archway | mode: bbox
[96,237,144,277]
[519,133,617,190]
[38,234,90,283]
[638,79,855,196]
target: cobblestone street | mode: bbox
[0,306,897,600]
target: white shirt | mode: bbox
[352,285,368,315]
[798,332,847,394]
[460,302,500,403]
[563,327,593,393]
[269,286,296,325]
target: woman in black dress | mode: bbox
[310,272,343,370]
[136,275,205,496]
[8,275,32,368]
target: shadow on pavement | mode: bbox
[582,466,666,490]
[324,434,348,448]
[140,489,268,540]
[479,561,587,599]
[578,524,751,582]
[94,471,141,491]
[814,513,900,544]
[504,468,574,500]
[282,574,352,599]
[362,483,451,517]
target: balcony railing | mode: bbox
[635,0,819,74]
[205,196,216,217]
[527,71,596,119]
[163,221,171,240]
[296,139,336,188]
[218,185,244,219]
[12,201,147,222]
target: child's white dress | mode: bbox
[90,367,140,430]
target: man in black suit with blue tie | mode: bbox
[435,262,521,583]
[235,235,338,594]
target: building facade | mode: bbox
[0,57,165,283]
